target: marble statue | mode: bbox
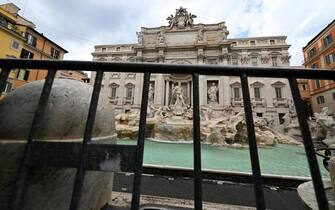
[167,7,197,29]
[136,32,143,45]
[313,107,335,145]
[197,26,204,42]
[148,83,154,103]
[157,30,165,44]
[171,85,186,116]
[208,82,219,103]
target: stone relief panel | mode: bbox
[126,73,136,79]
[111,73,121,79]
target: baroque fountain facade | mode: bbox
[91,7,335,148]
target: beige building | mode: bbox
[92,7,293,125]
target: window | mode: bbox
[51,47,60,59]
[251,57,258,66]
[302,84,306,91]
[126,83,135,100]
[110,83,119,99]
[270,40,275,45]
[20,49,34,59]
[254,87,261,99]
[26,33,37,47]
[316,95,325,104]
[311,63,318,69]
[323,34,333,47]
[11,40,20,50]
[116,47,120,51]
[16,69,30,81]
[102,47,106,52]
[250,40,255,45]
[233,87,240,98]
[309,48,316,58]
[271,56,278,67]
[315,80,321,88]
[232,42,237,46]
[256,113,263,117]
[275,87,282,99]
[232,58,238,65]
[325,53,335,65]
[333,92,335,101]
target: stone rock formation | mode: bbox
[116,105,301,147]
[0,79,116,210]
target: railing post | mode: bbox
[192,73,203,210]
[69,70,104,210]
[288,77,328,210]
[131,72,151,210]
[240,73,265,210]
[11,69,57,210]
[0,67,11,97]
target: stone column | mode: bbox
[155,74,164,105]
[222,76,230,106]
[165,80,169,106]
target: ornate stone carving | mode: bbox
[157,30,165,44]
[136,32,143,45]
[260,55,270,64]
[281,54,291,63]
[167,7,196,29]
[240,56,249,64]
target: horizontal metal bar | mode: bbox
[27,142,137,172]
[140,165,310,188]
[0,59,334,79]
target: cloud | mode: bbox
[2,0,334,65]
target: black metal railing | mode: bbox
[0,58,334,210]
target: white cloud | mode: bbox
[2,0,334,65]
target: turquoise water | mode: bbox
[118,139,329,178]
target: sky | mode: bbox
[2,0,334,65]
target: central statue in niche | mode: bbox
[171,85,187,116]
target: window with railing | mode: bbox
[316,95,325,104]
[51,47,60,59]
[16,69,30,81]
[323,34,333,47]
[125,83,135,100]
[275,87,282,99]
[325,52,335,65]
[309,47,316,58]
[20,49,34,59]
[25,33,37,47]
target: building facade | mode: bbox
[0,3,70,98]
[303,19,335,113]
[92,7,293,125]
